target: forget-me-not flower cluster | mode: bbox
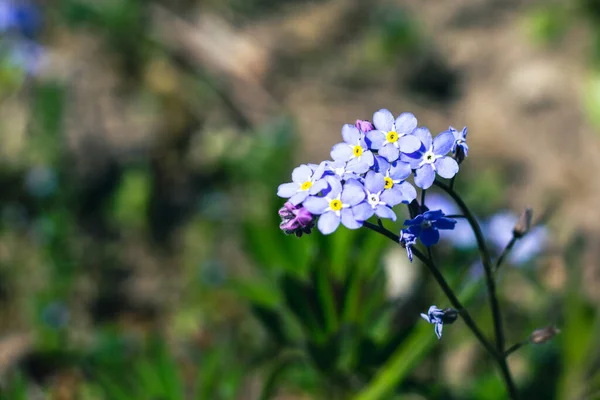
[277,109,467,236]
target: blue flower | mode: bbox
[449,126,468,158]
[365,109,421,162]
[0,0,41,38]
[400,229,417,262]
[402,128,459,189]
[425,193,476,249]
[420,305,458,340]
[352,171,401,222]
[277,163,328,205]
[303,176,365,234]
[330,124,374,174]
[404,210,457,247]
[372,156,417,204]
[323,159,360,182]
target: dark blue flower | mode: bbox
[404,210,456,247]
[420,305,458,340]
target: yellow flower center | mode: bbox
[353,145,363,157]
[386,131,399,143]
[300,181,312,191]
[329,199,343,211]
[384,176,394,189]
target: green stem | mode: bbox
[433,180,506,353]
[362,222,518,399]
[495,237,517,274]
[504,341,528,358]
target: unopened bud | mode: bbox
[278,202,315,238]
[355,120,374,133]
[441,308,458,325]
[513,208,533,238]
[529,326,560,344]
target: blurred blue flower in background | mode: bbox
[0,0,43,75]
[486,211,549,265]
[425,193,477,249]
[42,301,70,330]
[25,165,58,198]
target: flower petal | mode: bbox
[399,152,422,169]
[347,157,371,174]
[378,143,400,162]
[352,202,374,222]
[291,164,312,183]
[420,227,441,247]
[414,164,435,189]
[366,130,385,150]
[341,179,366,206]
[404,215,424,226]
[413,127,432,150]
[373,109,394,132]
[434,217,457,230]
[312,161,327,180]
[421,313,431,323]
[331,143,353,162]
[434,322,443,340]
[398,135,422,154]
[341,208,362,230]
[364,171,385,194]
[375,205,396,221]
[361,149,374,167]
[373,155,390,173]
[394,112,418,134]
[309,179,328,195]
[433,130,455,156]
[389,161,411,180]
[398,181,417,203]
[277,182,299,198]
[288,191,309,205]
[342,124,361,144]
[318,211,340,235]
[325,176,343,197]
[381,184,412,205]
[303,196,328,214]
[434,157,459,179]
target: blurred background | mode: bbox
[1,0,600,399]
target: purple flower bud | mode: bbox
[278,202,315,237]
[355,119,374,133]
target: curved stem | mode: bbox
[445,214,467,219]
[362,221,519,399]
[433,180,506,353]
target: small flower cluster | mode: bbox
[277,109,467,236]
[0,0,43,75]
